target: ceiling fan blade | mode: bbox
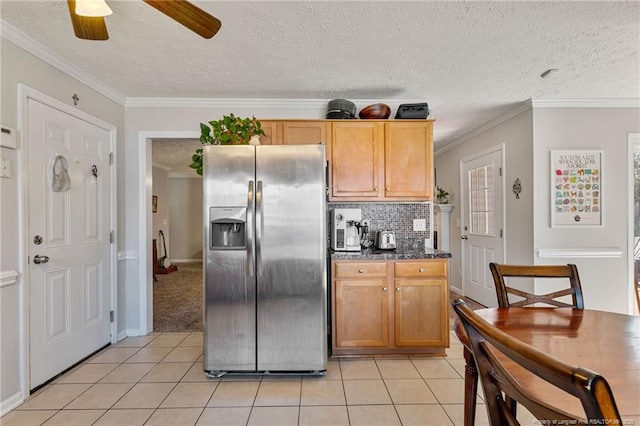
[66,0,109,40]
[143,0,221,39]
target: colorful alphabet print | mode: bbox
[551,150,602,227]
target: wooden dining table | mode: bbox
[454,307,640,425]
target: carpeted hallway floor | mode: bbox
[153,262,486,333]
[153,262,203,332]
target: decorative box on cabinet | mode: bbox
[331,258,449,357]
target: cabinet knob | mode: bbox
[386,187,390,191]
[373,187,378,191]
[383,287,388,292]
[396,287,400,292]
[419,268,425,273]
[358,269,364,273]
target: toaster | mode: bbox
[375,231,397,250]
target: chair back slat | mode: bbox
[490,263,584,309]
[452,300,622,426]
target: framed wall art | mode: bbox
[550,149,602,227]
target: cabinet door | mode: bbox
[330,122,383,199]
[334,279,389,348]
[259,121,281,145]
[393,278,449,347]
[281,122,328,145]
[385,122,433,199]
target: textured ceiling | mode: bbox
[1,1,639,175]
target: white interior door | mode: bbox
[28,98,113,389]
[461,147,504,307]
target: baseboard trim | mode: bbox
[0,390,25,417]
[171,259,203,264]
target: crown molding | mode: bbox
[125,97,329,109]
[531,99,640,108]
[1,20,126,106]
[151,162,172,172]
[168,173,201,178]
[124,97,428,110]
[435,100,532,156]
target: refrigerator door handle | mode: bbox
[256,180,263,277]
[247,180,255,277]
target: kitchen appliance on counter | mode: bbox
[203,145,327,377]
[330,208,362,252]
[375,230,397,250]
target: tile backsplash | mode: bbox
[328,202,433,249]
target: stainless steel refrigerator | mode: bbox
[203,144,327,376]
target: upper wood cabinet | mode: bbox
[329,120,434,201]
[258,121,280,145]
[258,120,329,146]
[385,122,434,200]
[257,119,434,201]
[281,122,328,145]
[330,122,383,199]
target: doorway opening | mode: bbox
[630,134,640,314]
[151,138,203,332]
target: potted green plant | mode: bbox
[189,114,266,175]
[436,186,450,204]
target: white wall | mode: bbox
[532,107,640,314]
[0,39,124,413]
[434,108,535,293]
[169,177,203,261]
[435,104,640,313]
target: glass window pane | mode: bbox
[486,165,494,188]
[479,213,486,234]
[487,212,495,235]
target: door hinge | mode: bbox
[109,310,114,323]
[499,167,503,176]
[500,229,503,238]
[110,231,114,243]
[109,152,113,165]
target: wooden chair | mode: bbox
[453,299,621,425]
[489,263,584,308]
[458,263,585,426]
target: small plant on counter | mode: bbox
[189,114,266,176]
[436,186,450,204]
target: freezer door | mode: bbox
[256,145,327,371]
[203,145,257,372]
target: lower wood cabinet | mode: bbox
[331,258,449,356]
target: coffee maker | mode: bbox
[330,208,362,252]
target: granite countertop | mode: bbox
[329,247,451,260]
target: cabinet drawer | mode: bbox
[335,262,388,278]
[394,261,447,278]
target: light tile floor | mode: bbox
[2,331,536,425]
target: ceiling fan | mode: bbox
[66,0,221,41]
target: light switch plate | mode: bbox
[413,218,426,231]
[0,157,11,178]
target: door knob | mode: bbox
[461,235,468,240]
[33,255,49,264]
